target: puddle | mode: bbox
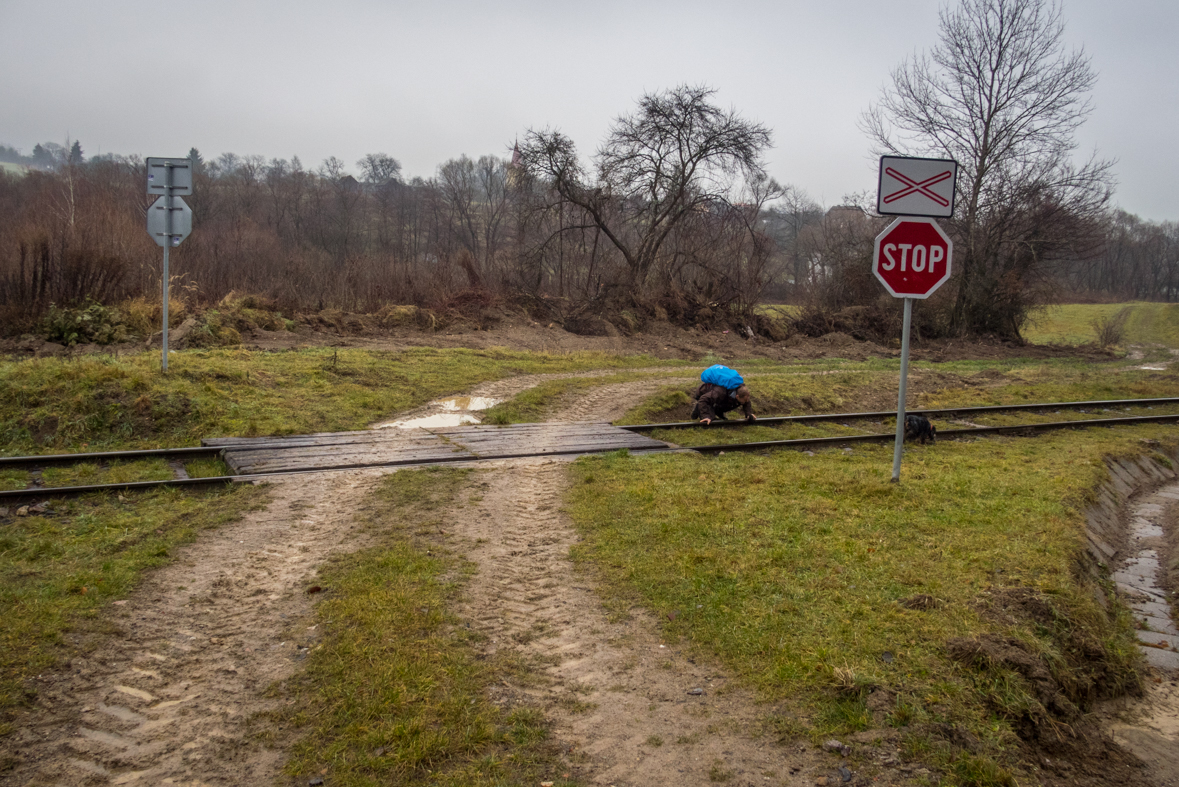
[438,396,499,411]
[381,413,481,429]
[1112,483,1179,670]
[374,395,502,430]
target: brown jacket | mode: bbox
[693,383,753,421]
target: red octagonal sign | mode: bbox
[873,217,953,299]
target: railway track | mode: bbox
[3,397,1179,501]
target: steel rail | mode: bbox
[684,413,1179,454]
[0,445,223,470]
[0,445,688,503]
[4,400,1179,502]
[621,397,1179,432]
[0,474,239,503]
[4,397,1175,470]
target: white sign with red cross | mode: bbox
[877,156,957,218]
[872,217,953,299]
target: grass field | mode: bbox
[566,426,1169,783]
[0,346,686,454]
[1024,302,1179,347]
[2,344,1177,785]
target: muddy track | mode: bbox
[1,470,388,786]
[443,386,849,786]
[13,373,1175,786]
[548,377,694,423]
[454,460,833,785]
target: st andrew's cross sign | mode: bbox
[876,155,958,218]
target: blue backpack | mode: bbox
[701,364,744,391]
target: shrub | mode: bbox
[376,304,420,328]
[186,310,243,347]
[1092,306,1132,348]
[117,296,188,338]
[39,300,130,345]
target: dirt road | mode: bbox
[4,374,1177,786]
[2,467,393,785]
[2,378,848,786]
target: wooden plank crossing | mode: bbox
[205,422,672,475]
[207,430,475,475]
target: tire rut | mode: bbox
[452,459,822,786]
[549,378,694,423]
[4,376,825,786]
[2,470,386,786]
[442,382,825,785]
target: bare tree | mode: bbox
[863,0,1113,337]
[314,157,363,264]
[1068,211,1179,301]
[763,185,824,301]
[357,153,401,185]
[518,85,773,301]
[800,206,886,313]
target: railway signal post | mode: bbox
[873,156,957,482]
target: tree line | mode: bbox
[0,129,1173,341]
[2,1,1177,342]
[0,87,790,335]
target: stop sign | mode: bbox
[872,217,953,299]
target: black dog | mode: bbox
[904,414,937,444]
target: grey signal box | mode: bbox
[146,157,193,195]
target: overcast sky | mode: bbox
[2,0,1176,221]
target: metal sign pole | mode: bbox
[162,163,172,372]
[145,157,192,372]
[890,297,913,483]
[872,156,957,483]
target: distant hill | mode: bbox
[0,162,30,177]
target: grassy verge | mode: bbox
[626,360,1179,434]
[1025,302,1179,347]
[38,459,175,487]
[644,403,1179,449]
[39,458,234,486]
[0,482,270,731]
[755,304,803,319]
[616,386,695,425]
[0,347,684,454]
[611,368,899,426]
[279,468,575,787]
[919,363,1179,409]
[647,420,886,447]
[565,426,1174,782]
